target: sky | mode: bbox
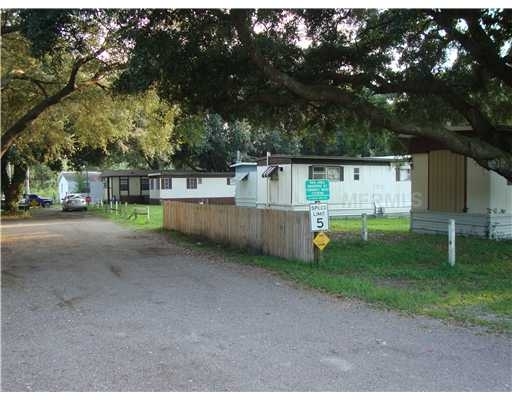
[3,1,511,8]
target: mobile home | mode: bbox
[148,171,235,205]
[233,155,412,216]
[101,170,153,204]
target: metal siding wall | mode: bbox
[428,150,465,212]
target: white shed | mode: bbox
[233,154,411,216]
[57,171,103,203]
[148,171,235,205]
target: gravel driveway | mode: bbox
[1,208,511,391]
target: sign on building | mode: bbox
[305,179,330,201]
[310,202,329,232]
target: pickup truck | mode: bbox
[24,193,53,208]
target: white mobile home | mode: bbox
[58,171,103,203]
[409,137,512,239]
[148,171,235,205]
[233,155,411,216]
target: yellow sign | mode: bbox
[313,232,330,251]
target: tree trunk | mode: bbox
[2,160,27,214]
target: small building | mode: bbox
[57,171,103,203]
[233,154,412,216]
[409,137,512,239]
[101,170,153,204]
[148,170,235,205]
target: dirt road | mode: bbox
[1,208,511,391]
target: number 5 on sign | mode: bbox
[309,203,329,232]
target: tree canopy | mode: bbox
[0,9,133,158]
[117,9,512,179]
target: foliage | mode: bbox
[74,172,90,193]
[1,11,181,209]
[117,9,512,179]
[104,90,181,170]
[1,9,134,157]
[28,163,58,199]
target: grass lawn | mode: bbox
[93,206,512,333]
[89,203,164,231]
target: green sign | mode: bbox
[305,179,330,201]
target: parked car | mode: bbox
[25,193,53,208]
[62,194,88,211]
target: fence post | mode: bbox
[115,201,118,216]
[361,213,368,241]
[448,219,456,266]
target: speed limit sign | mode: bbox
[309,203,329,232]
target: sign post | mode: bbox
[306,179,331,266]
[310,202,330,265]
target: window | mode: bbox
[162,177,172,190]
[141,177,149,191]
[310,166,343,181]
[197,177,202,184]
[227,178,231,185]
[150,178,160,190]
[396,167,411,182]
[354,168,360,181]
[119,177,129,191]
[187,177,198,189]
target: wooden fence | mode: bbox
[163,201,314,262]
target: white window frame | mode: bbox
[311,166,343,181]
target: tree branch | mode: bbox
[430,10,512,88]
[1,53,105,159]
[231,9,512,180]
[373,75,496,138]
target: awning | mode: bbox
[229,172,249,185]
[262,165,279,178]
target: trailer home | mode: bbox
[101,170,153,204]
[148,170,235,205]
[233,155,412,216]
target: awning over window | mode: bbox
[262,165,279,178]
[230,172,249,185]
